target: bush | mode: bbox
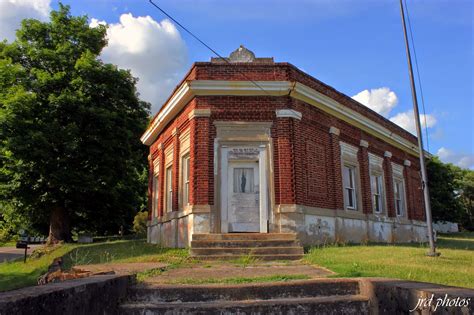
[132,211,148,236]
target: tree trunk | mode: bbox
[48,205,72,244]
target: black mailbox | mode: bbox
[16,241,28,249]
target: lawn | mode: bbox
[0,240,188,292]
[304,232,474,289]
[1,233,473,292]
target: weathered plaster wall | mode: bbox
[276,205,428,245]
[147,212,210,248]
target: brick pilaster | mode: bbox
[403,159,413,219]
[359,140,372,214]
[329,127,344,210]
[384,151,395,217]
[190,109,211,205]
[147,155,153,220]
[275,117,296,204]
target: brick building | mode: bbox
[141,46,428,249]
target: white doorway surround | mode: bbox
[220,146,269,233]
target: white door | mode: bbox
[227,162,260,232]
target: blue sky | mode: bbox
[1,0,472,168]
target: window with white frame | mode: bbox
[179,129,191,211]
[392,162,406,217]
[152,159,160,217]
[371,174,384,213]
[182,154,190,207]
[369,153,385,214]
[343,165,357,210]
[165,165,173,212]
[340,142,360,211]
[394,179,404,216]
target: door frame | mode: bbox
[220,145,269,233]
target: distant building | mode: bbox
[141,46,428,248]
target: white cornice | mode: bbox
[141,80,419,156]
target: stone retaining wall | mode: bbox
[0,275,134,315]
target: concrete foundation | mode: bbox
[276,204,429,246]
[148,203,428,248]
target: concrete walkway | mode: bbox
[145,261,334,284]
[0,244,43,262]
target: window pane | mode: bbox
[343,166,351,188]
[233,168,254,193]
[166,166,172,211]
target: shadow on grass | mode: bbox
[61,240,188,269]
[0,240,188,292]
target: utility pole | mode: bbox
[399,0,438,256]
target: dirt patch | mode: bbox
[73,262,168,275]
[145,261,334,284]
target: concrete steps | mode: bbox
[119,279,370,314]
[190,233,304,261]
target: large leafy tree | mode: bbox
[427,156,474,230]
[427,157,463,223]
[0,5,150,242]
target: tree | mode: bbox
[426,157,463,223]
[0,5,150,243]
[457,170,474,230]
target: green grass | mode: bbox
[304,232,474,289]
[0,240,188,292]
[166,274,310,285]
[0,241,16,247]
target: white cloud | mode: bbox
[437,147,474,169]
[0,0,51,42]
[93,14,188,113]
[352,87,398,116]
[389,110,437,135]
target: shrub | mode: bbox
[132,211,148,236]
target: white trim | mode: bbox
[340,142,359,159]
[275,109,302,120]
[188,108,211,120]
[329,126,340,136]
[359,140,369,148]
[391,162,404,177]
[259,147,269,232]
[368,153,384,168]
[404,159,412,167]
[141,80,419,156]
[384,151,392,158]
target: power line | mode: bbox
[148,0,272,97]
[404,0,430,152]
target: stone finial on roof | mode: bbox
[229,45,256,63]
[210,45,274,64]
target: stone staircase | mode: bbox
[189,233,304,261]
[118,279,370,314]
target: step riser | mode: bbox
[128,281,360,303]
[192,254,303,261]
[192,233,297,241]
[120,300,369,315]
[190,247,304,256]
[191,240,299,248]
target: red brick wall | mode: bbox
[146,63,426,222]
